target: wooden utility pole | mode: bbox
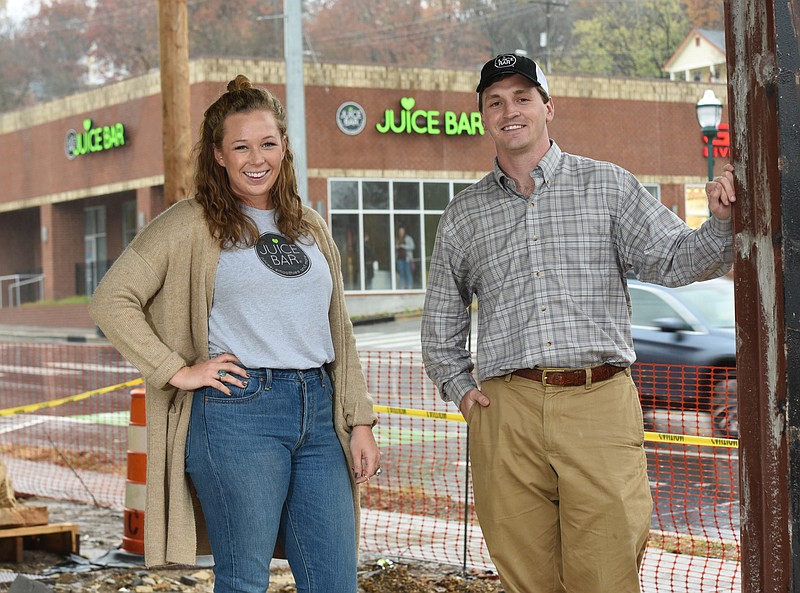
[158,0,192,206]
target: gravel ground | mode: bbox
[0,498,503,592]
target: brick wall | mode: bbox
[0,58,729,306]
[0,303,93,329]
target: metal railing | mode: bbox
[0,273,44,307]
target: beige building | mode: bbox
[664,28,727,83]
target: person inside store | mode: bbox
[363,232,376,289]
[421,53,735,593]
[90,75,381,593]
[395,225,415,289]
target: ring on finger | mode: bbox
[375,467,383,476]
[217,369,227,377]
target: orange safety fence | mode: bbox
[0,342,739,592]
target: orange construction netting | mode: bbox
[0,342,739,591]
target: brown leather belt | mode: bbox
[512,364,625,387]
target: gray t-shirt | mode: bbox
[208,205,334,369]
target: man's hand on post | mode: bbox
[705,163,736,221]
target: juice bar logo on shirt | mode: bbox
[256,233,311,277]
[376,97,484,136]
[65,119,126,160]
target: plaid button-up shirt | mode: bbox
[421,141,733,407]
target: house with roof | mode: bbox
[663,28,726,83]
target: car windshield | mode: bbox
[674,279,735,329]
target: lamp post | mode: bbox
[696,89,723,181]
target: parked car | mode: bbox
[627,276,737,437]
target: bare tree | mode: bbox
[18,0,91,101]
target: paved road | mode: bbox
[1,321,740,550]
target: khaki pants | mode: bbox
[469,371,652,593]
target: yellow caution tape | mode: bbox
[0,377,144,417]
[373,404,464,423]
[0,386,739,449]
[373,404,739,448]
[644,431,739,449]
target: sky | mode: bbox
[4,0,39,22]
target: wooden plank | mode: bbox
[0,523,79,562]
[0,506,49,529]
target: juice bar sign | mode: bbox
[65,119,126,160]
[376,97,484,136]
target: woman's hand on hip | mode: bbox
[168,353,248,395]
[350,425,381,484]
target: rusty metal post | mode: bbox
[158,0,192,206]
[726,0,800,590]
[778,0,800,587]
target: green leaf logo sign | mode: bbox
[376,97,484,136]
[65,119,127,160]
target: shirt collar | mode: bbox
[538,140,561,186]
[493,140,562,192]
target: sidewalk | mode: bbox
[0,323,107,343]
[0,306,418,344]
[0,303,104,343]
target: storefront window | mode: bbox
[84,206,107,296]
[331,213,360,290]
[122,201,137,247]
[423,182,449,210]
[329,178,476,292]
[394,182,420,210]
[331,180,358,210]
[684,184,709,229]
[643,184,660,200]
[363,181,389,210]
[363,214,391,290]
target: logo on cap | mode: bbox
[495,55,517,68]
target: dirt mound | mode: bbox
[0,498,502,592]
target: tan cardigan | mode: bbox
[89,199,377,566]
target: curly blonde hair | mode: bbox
[193,74,310,247]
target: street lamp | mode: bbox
[696,89,723,181]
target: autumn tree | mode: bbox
[685,0,724,29]
[560,0,689,78]
[306,0,468,68]
[0,10,33,111]
[189,0,284,60]
[0,0,718,114]
[305,0,593,72]
[17,0,91,100]
[86,0,159,81]
[452,0,574,70]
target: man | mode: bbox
[421,53,735,593]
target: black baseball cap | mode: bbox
[476,53,550,96]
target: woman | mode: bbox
[90,75,380,593]
[395,226,415,289]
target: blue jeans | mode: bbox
[396,259,412,289]
[185,367,357,593]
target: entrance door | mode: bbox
[84,206,107,295]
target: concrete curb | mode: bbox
[0,311,420,342]
[0,325,108,344]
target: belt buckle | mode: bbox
[539,367,569,386]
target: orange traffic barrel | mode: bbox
[122,387,146,555]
